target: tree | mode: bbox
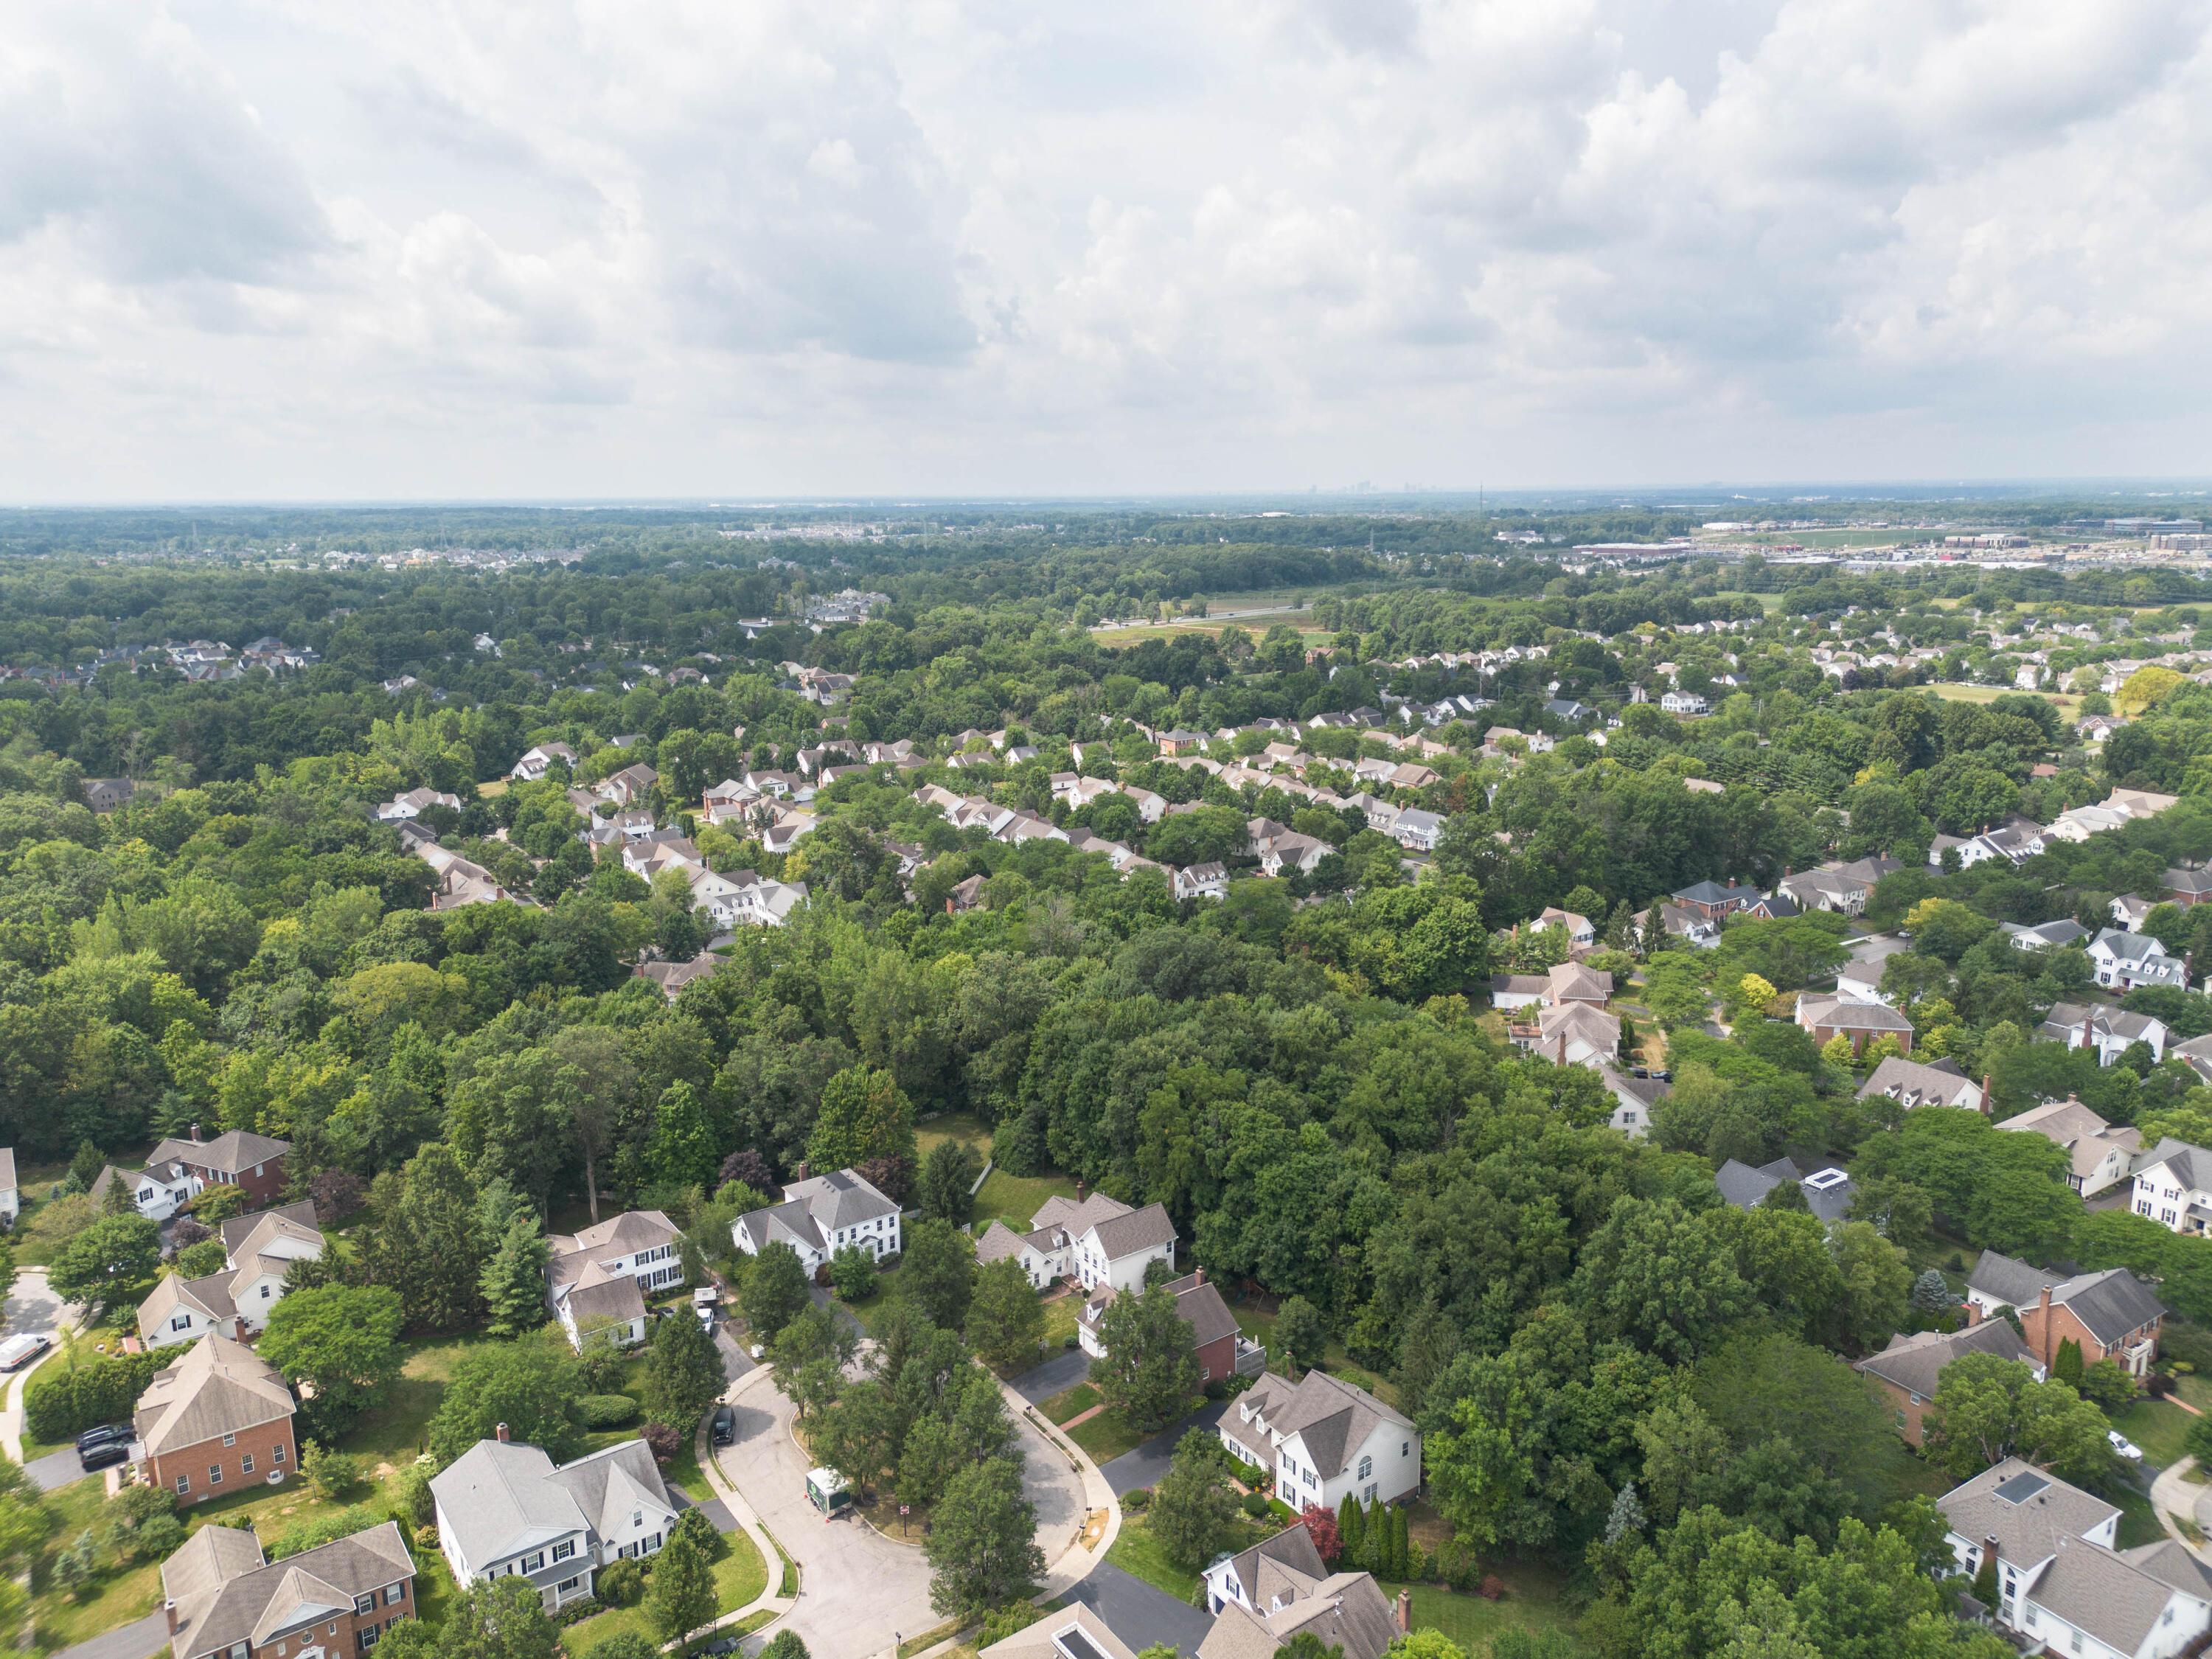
[2051,1336,2084,1389]
[925,1457,1043,1620]
[740,1242,811,1343]
[760,1635,810,1659]
[1301,1503,1340,1563]
[916,1138,984,1224]
[1641,956,1713,1029]
[546,1024,636,1225]
[1150,1433,1238,1568]
[1093,1281,1203,1433]
[829,1245,879,1301]
[1830,1221,1912,1352]
[966,1257,1048,1374]
[1572,1197,1750,1363]
[49,1213,162,1310]
[440,1576,563,1659]
[369,1144,485,1332]
[428,1339,582,1464]
[479,1214,552,1338]
[1922,1352,2113,1484]
[901,1219,976,1331]
[644,1307,726,1429]
[1274,1296,1328,1374]
[190,1184,248,1223]
[650,1081,719,1191]
[644,1523,717,1649]
[259,1284,406,1439]
[807,1066,916,1175]
[1422,1350,1545,1553]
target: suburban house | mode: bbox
[1833,959,1892,1004]
[94,1128,293,1222]
[1965,1253,2166,1378]
[1854,1322,2043,1447]
[0,1147,15,1228]
[85,777,139,813]
[1512,1001,1621,1071]
[1537,906,1596,949]
[988,1192,1179,1295]
[1220,1369,1420,1514]
[1659,691,1708,715]
[2132,1140,2212,1235]
[375,787,462,823]
[509,742,578,782]
[1195,1528,1399,1659]
[1776,857,1899,917]
[1998,1099,2142,1197]
[1938,1458,2212,1657]
[546,1211,686,1352]
[1715,1158,1855,1223]
[158,1520,417,1659]
[2003,918,2091,953]
[1598,1065,1669,1138]
[1670,880,1760,923]
[1857,1056,1985,1113]
[2087,928,2189,992]
[2037,1003,2171,1067]
[732,1168,902,1275]
[133,1334,299,1504]
[430,1431,677,1612]
[2164,866,2212,908]
[1794,993,1915,1057]
[975,1607,1139,1659]
[138,1203,327,1349]
[1173,863,1229,902]
[1077,1268,1265,1383]
[595,763,659,807]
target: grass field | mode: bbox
[917,1112,992,1162]
[970,1167,1081,1233]
[2112,1397,2196,1468]
[560,1529,768,1652]
[1040,1382,1100,1425]
[1105,1512,1279,1601]
[1404,1577,1578,1652]
[1233,1307,1399,1408]
[1923,682,2085,718]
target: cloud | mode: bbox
[0,0,2210,498]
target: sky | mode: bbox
[3,0,2211,502]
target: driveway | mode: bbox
[1009,1347,1091,1405]
[715,1326,757,1383]
[49,1610,168,1659]
[1061,1562,1214,1658]
[1098,1401,1228,1496]
[24,1439,139,1493]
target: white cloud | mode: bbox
[0,0,2208,498]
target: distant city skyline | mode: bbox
[3,1,2208,501]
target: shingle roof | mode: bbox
[2032,1534,2188,1655]
[1938,1457,2119,1566]
[1237,1370,1410,1481]
[147,1130,291,1174]
[1213,1523,1328,1608]
[163,1523,414,1659]
[431,1437,672,1574]
[133,1335,294,1455]
[1858,1056,1982,1110]
[1997,1101,2140,1183]
[1196,1569,1397,1659]
[1854,1321,2037,1399]
[1968,1251,2056,1310]
[2135,1137,2212,1194]
[218,1202,319,1259]
[1088,1202,1177,1261]
[1797,993,1915,1032]
[548,1210,682,1292]
[2050,1268,2167,1346]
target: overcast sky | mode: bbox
[4,0,2209,502]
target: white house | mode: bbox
[2005,919,2091,953]
[431,1433,678,1612]
[2036,1003,2170,1067]
[1174,863,1228,902]
[2131,1140,2212,1235]
[1938,1458,2212,1658]
[1388,809,1444,853]
[510,742,577,782]
[136,1203,326,1349]
[1220,1368,1420,1513]
[733,1169,902,1274]
[376,787,463,822]
[1660,691,1709,715]
[1022,1192,1176,1293]
[2087,929,2188,992]
[546,1211,686,1351]
[2000,1099,2142,1197]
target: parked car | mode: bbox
[75,1422,132,1453]
[78,1439,131,1472]
[712,1404,736,1447]
[0,1332,50,1372]
[2110,1430,2144,1461]
[693,1287,720,1329]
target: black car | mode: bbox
[75,1423,131,1453]
[79,1439,131,1472]
[712,1404,735,1447]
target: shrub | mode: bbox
[597,1559,644,1607]
[24,1349,164,1444]
[310,1170,367,1222]
[579,1394,641,1429]
[300,1442,365,1499]
[977,1604,1043,1648]
[1436,1538,1483,1593]
[641,1422,682,1464]
[828,1245,878,1301]
[1123,1487,1151,1511]
[1479,1575,1505,1601]
[550,1596,605,1627]
[1241,1492,1269,1519]
[2148,1371,2179,1399]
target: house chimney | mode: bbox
[1396,1591,1411,1635]
[164,1601,180,1635]
[1193,1266,1206,1287]
[189,1123,202,1144]
[495,1422,510,1444]
[2037,1285,2054,1367]
[1982,1077,1993,1115]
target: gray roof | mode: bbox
[2135,1137,2212,1194]
[2003,918,2089,947]
[1854,1321,2037,1399]
[1211,1523,1328,1609]
[2092,927,2172,964]
[1858,1056,1981,1110]
[2034,1535,2196,1655]
[2050,1267,2167,1346]
[431,1436,672,1575]
[1234,1370,1410,1481]
[218,1201,320,1259]
[738,1169,898,1256]
[1969,1250,2056,1310]
[1796,993,1916,1033]
[163,1523,413,1659]
[1196,1570,1397,1659]
[1939,1457,2119,1566]
[148,1130,290,1173]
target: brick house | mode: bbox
[1854,1322,2043,1447]
[159,1520,415,1659]
[1669,880,1760,923]
[1965,1252,2167,1380]
[153,1127,292,1211]
[1794,993,1915,1057]
[134,1334,299,1504]
[1076,1269,1265,1383]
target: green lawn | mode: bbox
[1068,1409,1150,1466]
[2112,1398,2196,1468]
[1040,1382,1100,1426]
[2113,1480,2165,1548]
[1404,1578,1577,1653]
[970,1168,1081,1234]
[560,1530,768,1652]
[917,1113,992,1161]
[1105,1513,1276,1602]
[1232,1307,1398,1407]
[1039,1295,1081,1355]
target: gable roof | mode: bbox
[2135,1137,2212,1192]
[147,1130,290,1174]
[1997,1100,2140,1182]
[1211,1523,1328,1609]
[1796,993,1915,1033]
[1857,1056,1982,1110]
[2034,1534,2200,1655]
[1854,1321,2038,1399]
[431,1436,673,1571]
[1239,1369,1411,1481]
[1196,1569,1397,1659]
[133,1334,295,1454]
[1938,1456,2120,1566]
[218,1202,320,1259]
[163,1523,414,1659]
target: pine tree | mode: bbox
[479,1215,551,1338]
[1337,1492,1361,1563]
[2053,1337,2085,1389]
[1604,1483,1647,1545]
[1389,1505,1410,1578]
[644,1524,716,1648]
[644,1305,726,1428]
[650,1081,719,1190]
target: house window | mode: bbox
[262,1285,273,1299]
[632,1512,642,1528]
[1358,1455,1373,1481]
[557,1578,580,1596]
[523,1552,544,1573]
[209,1465,224,1485]
[177,1475,191,1494]
[274,1444,286,1464]
[223,1433,237,1447]
[553,1542,575,1562]
[1401,1441,1411,1457]
[172,1315,192,1332]
[359,1628,381,1652]
[243,1455,255,1473]
[384,1585,405,1605]
[355,1596,375,1615]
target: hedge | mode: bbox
[24,1348,165,1444]
[578,1394,639,1430]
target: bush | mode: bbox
[641,1422,682,1464]
[1436,1538,1484,1593]
[579,1394,641,1429]
[1240,1492,1269,1519]
[1123,1487,1151,1511]
[550,1596,605,1628]
[2148,1371,2179,1399]
[24,1349,164,1444]
[976,1604,1043,1648]
[1478,1575,1505,1601]
[300,1442,365,1499]
[597,1559,644,1607]
[268,1505,386,1561]
[828,1245,878,1301]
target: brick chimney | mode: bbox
[495,1422,510,1444]
[1396,1591,1411,1635]
[2036,1285,2054,1368]
[189,1123,203,1144]
[1193,1266,1206,1287]
[164,1601,180,1635]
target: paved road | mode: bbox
[714,1326,757,1383]
[1098,1402,1228,1496]
[1061,1562,1213,1656]
[49,1610,168,1659]
[1009,1348,1090,1405]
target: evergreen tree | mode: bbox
[479,1214,551,1338]
[1910,1267,1955,1316]
[1603,1483,1647,1545]
[371,1144,484,1332]
[2053,1337,2085,1389]
[650,1081,718,1190]
[644,1305,726,1428]
[644,1524,717,1649]
[1395,1298,1461,1419]
[1337,1492,1360,1562]
[925,1457,1043,1619]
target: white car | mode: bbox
[692,1287,719,1329]
[2110,1430,2144,1462]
